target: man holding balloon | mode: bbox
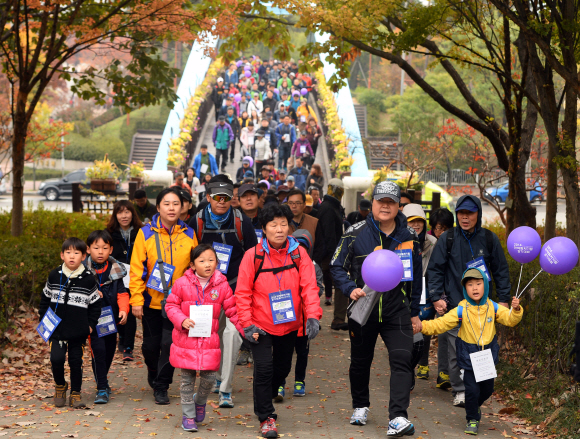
[330,181,422,437]
[426,195,511,408]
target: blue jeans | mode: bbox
[278,145,290,169]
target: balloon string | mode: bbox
[516,268,543,299]
[515,263,523,298]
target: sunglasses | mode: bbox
[211,194,232,203]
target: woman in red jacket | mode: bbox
[236,203,323,438]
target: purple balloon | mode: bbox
[361,250,404,292]
[540,237,579,275]
[300,88,308,96]
[244,71,251,78]
[234,94,241,103]
[292,90,300,96]
[507,226,542,264]
[258,179,270,189]
[242,155,254,167]
[274,88,279,94]
[236,61,242,68]
[244,65,251,71]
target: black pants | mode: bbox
[320,256,334,300]
[229,140,236,161]
[294,335,309,383]
[216,149,228,170]
[90,333,117,390]
[463,369,494,421]
[418,335,432,367]
[142,307,174,390]
[250,331,297,423]
[118,308,137,351]
[349,311,413,420]
[411,337,425,369]
[50,339,85,392]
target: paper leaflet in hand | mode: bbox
[346,286,379,326]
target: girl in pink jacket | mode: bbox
[165,244,244,432]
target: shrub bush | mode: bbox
[64,133,127,164]
[90,107,123,129]
[23,168,66,180]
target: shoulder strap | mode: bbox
[233,209,244,247]
[484,228,494,255]
[153,232,169,295]
[253,246,301,283]
[446,227,455,256]
[196,211,204,241]
[491,300,498,316]
[253,246,266,283]
[457,305,463,327]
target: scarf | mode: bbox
[206,205,232,230]
[61,263,84,278]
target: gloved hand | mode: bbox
[306,318,320,340]
[243,325,266,344]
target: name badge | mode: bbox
[394,249,413,281]
[283,134,290,142]
[300,145,306,154]
[146,263,176,293]
[189,305,213,337]
[37,308,61,342]
[200,163,209,174]
[466,257,491,281]
[300,115,306,122]
[269,289,296,324]
[249,136,255,146]
[469,349,497,382]
[96,306,118,338]
[255,229,263,244]
[265,133,271,141]
[213,242,233,274]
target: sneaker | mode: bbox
[193,394,206,422]
[219,392,234,408]
[436,371,451,390]
[182,416,198,432]
[387,417,415,436]
[154,388,170,405]
[464,419,479,435]
[123,348,134,361]
[330,320,348,331]
[54,383,68,408]
[237,349,251,365]
[416,365,429,380]
[117,343,125,353]
[69,391,86,408]
[274,386,284,402]
[324,299,332,306]
[212,379,221,394]
[453,391,466,407]
[293,381,305,397]
[260,417,278,438]
[350,407,369,425]
[147,369,156,389]
[94,389,109,404]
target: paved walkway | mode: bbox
[0,302,515,438]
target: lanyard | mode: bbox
[370,216,401,247]
[465,302,489,350]
[194,273,214,306]
[122,232,131,262]
[55,270,76,311]
[460,228,477,260]
[161,225,174,266]
[94,261,109,287]
[266,250,289,292]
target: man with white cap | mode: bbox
[330,180,422,436]
[212,77,226,121]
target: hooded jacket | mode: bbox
[427,195,511,308]
[235,237,323,336]
[291,138,314,158]
[165,269,243,371]
[330,211,423,318]
[129,214,198,310]
[212,123,234,150]
[421,267,522,369]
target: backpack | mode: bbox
[457,300,498,328]
[196,209,244,247]
[253,244,302,283]
[446,227,494,257]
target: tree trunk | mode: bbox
[544,144,558,240]
[11,88,30,237]
[561,86,580,245]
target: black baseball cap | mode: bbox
[239,184,259,197]
[359,199,371,211]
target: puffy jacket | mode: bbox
[422,267,522,369]
[212,123,234,150]
[240,127,256,150]
[427,195,511,308]
[291,139,314,158]
[296,105,317,124]
[166,269,243,370]
[254,138,272,161]
[129,214,198,310]
[192,152,219,179]
[235,237,322,336]
[330,212,423,317]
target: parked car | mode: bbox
[38,169,88,201]
[0,179,6,195]
[483,182,543,205]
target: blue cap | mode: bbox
[455,198,479,212]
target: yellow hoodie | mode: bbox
[422,299,523,348]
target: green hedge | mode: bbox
[23,168,66,180]
[90,107,123,129]
[64,132,127,164]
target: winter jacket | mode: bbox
[85,257,130,322]
[226,115,241,139]
[422,267,522,369]
[259,127,277,150]
[218,105,238,119]
[276,123,297,147]
[192,152,219,179]
[296,105,317,124]
[235,237,323,336]
[289,166,309,192]
[291,139,314,158]
[262,97,278,114]
[109,227,138,266]
[129,214,198,310]
[330,211,423,318]
[306,123,322,151]
[224,69,238,86]
[254,138,272,161]
[289,214,320,250]
[236,166,254,183]
[212,123,234,150]
[426,195,511,308]
[134,200,157,224]
[312,195,344,264]
[166,269,243,371]
[290,98,301,112]
[39,265,101,341]
[247,99,263,116]
[211,85,226,108]
[240,127,256,152]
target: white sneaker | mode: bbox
[350,407,369,425]
[453,391,466,407]
[387,417,415,436]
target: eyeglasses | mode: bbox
[287,202,303,207]
[211,194,232,203]
[434,225,449,232]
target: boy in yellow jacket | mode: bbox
[421,267,522,435]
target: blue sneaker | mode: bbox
[274,386,284,402]
[212,379,221,394]
[94,389,109,404]
[293,381,305,397]
[387,417,415,436]
[219,392,234,408]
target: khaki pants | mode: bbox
[216,310,243,393]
